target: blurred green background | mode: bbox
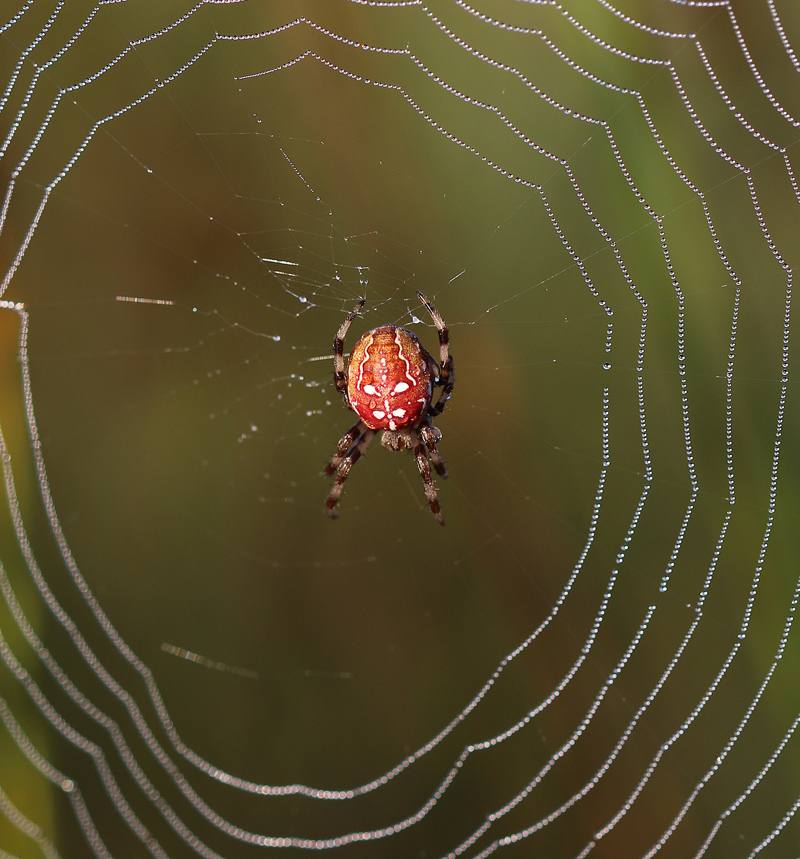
[1,1,800,857]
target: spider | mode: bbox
[325,291,454,525]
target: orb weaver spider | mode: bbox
[325,292,454,524]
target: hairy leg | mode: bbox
[333,298,366,396]
[420,422,447,478]
[326,428,376,518]
[413,436,445,525]
[416,291,453,416]
[325,420,365,475]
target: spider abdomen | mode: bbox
[347,325,433,431]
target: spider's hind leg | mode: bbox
[417,292,453,417]
[326,428,376,518]
[333,299,365,396]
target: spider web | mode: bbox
[0,0,799,857]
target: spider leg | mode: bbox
[333,299,366,396]
[325,419,366,475]
[417,291,453,416]
[430,359,453,417]
[326,428,376,518]
[413,435,445,525]
[420,422,448,478]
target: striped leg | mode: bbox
[430,356,453,416]
[416,291,453,416]
[413,437,444,525]
[325,420,365,475]
[333,299,365,395]
[420,422,447,478]
[326,428,376,518]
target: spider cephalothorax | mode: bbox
[325,292,454,524]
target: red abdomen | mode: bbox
[347,325,432,431]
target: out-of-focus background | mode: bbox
[1,1,800,857]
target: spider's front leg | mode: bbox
[420,422,447,478]
[413,435,445,525]
[325,420,365,475]
[326,428,376,518]
[333,299,365,397]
